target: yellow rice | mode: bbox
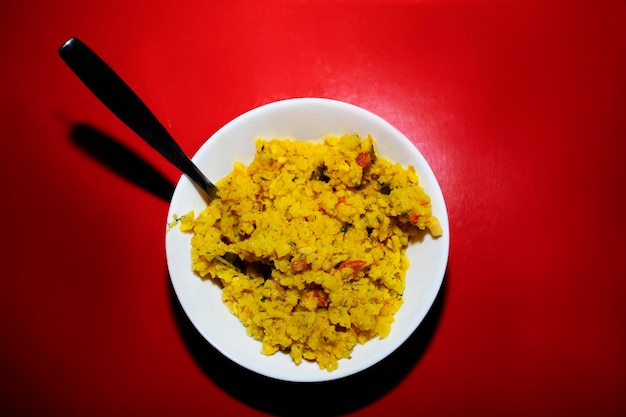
[178,134,442,371]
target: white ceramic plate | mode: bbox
[166,98,449,382]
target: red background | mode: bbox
[2,1,625,416]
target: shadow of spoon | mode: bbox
[70,123,175,202]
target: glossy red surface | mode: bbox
[2,1,625,416]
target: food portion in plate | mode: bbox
[177,134,442,371]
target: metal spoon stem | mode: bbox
[58,37,218,200]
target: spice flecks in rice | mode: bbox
[180,134,442,371]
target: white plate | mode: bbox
[166,98,449,382]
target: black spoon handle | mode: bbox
[58,37,218,200]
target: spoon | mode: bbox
[59,38,246,271]
[58,37,219,201]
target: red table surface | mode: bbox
[2,1,625,416]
